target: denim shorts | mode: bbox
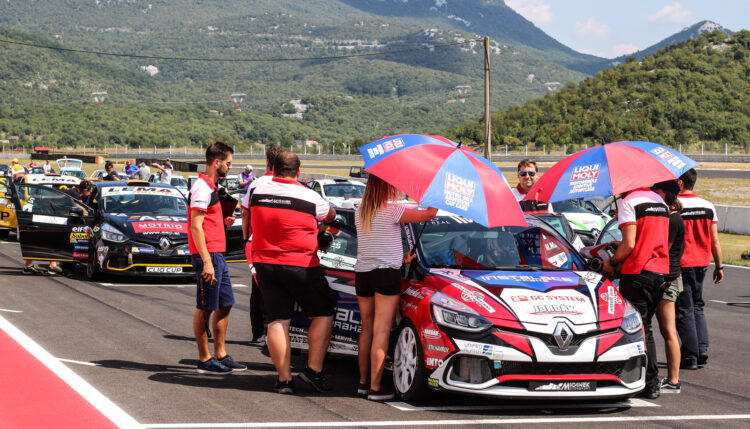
[193,253,235,311]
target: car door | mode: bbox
[11,184,94,261]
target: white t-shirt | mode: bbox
[161,167,173,185]
[354,204,407,272]
[241,173,274,209]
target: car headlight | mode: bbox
[621,301,643,334]
[431,291,492,332]
[101,223,128,243]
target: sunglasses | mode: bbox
[519,171,536,177]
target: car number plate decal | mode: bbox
[528,380,596,392]
[146,266,183,274]
[32,214,68,225]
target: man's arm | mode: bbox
[190,209,215,285]
[323,207,336,224]
[602,224,636,277]
[710,223,724,283]
[241,207,252,241]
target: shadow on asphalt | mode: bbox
[163,334,250,347]
[92,359,196,373]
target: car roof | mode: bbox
[316,178,365,185]
[95,181,174,189]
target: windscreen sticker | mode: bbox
[128,215,186,222]
[132,221,186,234]
[101,187,183,198]
[465,271,581,292]
[32,214,67,225]
[26,175,80,185]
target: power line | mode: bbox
[0,37,481,62]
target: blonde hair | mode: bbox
[359,175,399,233]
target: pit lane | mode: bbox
[1,237,749,428]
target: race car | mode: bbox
[56,158,88,179]
[90,169,130,181]
[0,174,81,238]
[550,199,611,246]
[291,209,646,401]
[148,173,189,198]
[307,178,366,208]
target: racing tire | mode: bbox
[392,320,428,402]
[86,241,100,281]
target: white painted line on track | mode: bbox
[97,283,248,288]
[386,398,658,412]
[58,358,102,367]
[715,263,750,270]
[0,308,23,313]
[711,300,750,305]
[141,414,750,428]
[0,314,141,428]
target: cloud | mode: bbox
[505,0,553,25]
[648,2,694,23]
[575,17,610,39]
[613,43,639,57]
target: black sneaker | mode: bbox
[698,354,709,366]
[274,379,295,395]
[196,357,232,374]
[217,355,247,372]
[660,378,681,394]
[47,265,64,275]
[680,360,699,370]
[357,381,370,396]
[367,387,395,401]
[22,266,43,275]
[639,386,660,400]
[298,367,333,393]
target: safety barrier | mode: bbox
[716,205,750,235]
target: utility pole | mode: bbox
[483,36,491,160]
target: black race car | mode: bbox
[11,181,244,279]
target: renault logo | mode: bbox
[159,237,171,250]
[553,322,574,350]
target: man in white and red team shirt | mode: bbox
[603,187,670,399]
[249,151,336,395]
[676,168,723,370]
[241,144,285,343]
[188,142,247,375]
[511,158,538,201]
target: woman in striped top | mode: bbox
[354,175,437,401]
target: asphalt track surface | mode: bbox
[1,237,749,428]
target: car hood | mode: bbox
[429,268,624,327]
[103,213,188,242]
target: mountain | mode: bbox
[446,30,750,152]
[599,20,735,69]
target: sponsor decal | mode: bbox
[493,360,503,370]
[426,344,450,353]
[403,302,418,311]
[569,163,601,195]
[0,211,10,220]
[101,187,183,198]
[600,285,622,315]
[651,147,687,170]
[529,381,595,392]
[27,175,79,185]
[333,307,361,336]
[32,214,67,225]
[131,246,155,254]
[511,295,528,302]
[73,252,88,259]
[530,304,583,315]
[629,342,645,355]
[426,359,444,369]
[462,342,502,359]
[177,249,191,256]
[71,226,91,233]
[69,232,92,242]
[366,144,385,159]
[132,221,186,234]
[469,271,580,292]
[452,283,496,314]
[428,377,440,387]
[382,137,404,152]
[96,246,108,268]
[443,172,475,212]
[403,286,424,300]
[320,255,354,269]
[146,266,183,274]
[422,328,441,340]
[73,244,88,252]
[128,215,187,222]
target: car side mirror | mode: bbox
[69,206,84,218]
[608,209,616,218]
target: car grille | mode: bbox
[498,357,644,384]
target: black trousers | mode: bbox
[249,276,265,338]
[619,271,666,392]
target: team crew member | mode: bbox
[511,158,538,201]
[603,186,669,399]
[188,142,247,374]
[651,180,685,393]
[124,160,137,179]
[10,158,25,180]
[103,161,121,181]
[241,145,285,343]
[43,160,52,174]
[354,175,437,401]
[249,151,336,395]
[676,168,723,370]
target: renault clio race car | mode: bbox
[291,209,646,401]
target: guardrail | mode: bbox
[716,205,750,235]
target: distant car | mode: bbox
[29,166,46,175]
[0,164,10,177]
[219,174,240,192]
[349,166,369,179]
[307,178,366,208]
[56,158,88,179]
[90,170,129,181]
[148,174,189,198]
[550,199,611,246]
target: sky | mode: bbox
[504,0,750,58]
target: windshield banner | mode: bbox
[462,271,581,292]
[101,186,183,198]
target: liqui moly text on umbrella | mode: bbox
[444,172,475,211]
[569,163,600,195]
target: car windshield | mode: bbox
[61,170,87,179]
[416,216,584,271]
[101,187,187,215]
[171,177,188,188]
[551,199,594,214]
[598,220,622,244]
[323,184,365,198]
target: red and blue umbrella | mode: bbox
[359,134,526,228]
[526,141,699,203]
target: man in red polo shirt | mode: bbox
[511,158,538,201]
[249,151,336,395]
[676,168,723,370]
[603,186,669,399]
[189,142,246,374]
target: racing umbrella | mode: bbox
[525,141,699,203]
[359,134,526,228]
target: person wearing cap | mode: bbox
[239,165,255,191]
[136,162,151,181]
[103,161,121,181]
[10,158,25,179]
[124,160,138,179]
[152,161,173,185]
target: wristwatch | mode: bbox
[715,265,723,270]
